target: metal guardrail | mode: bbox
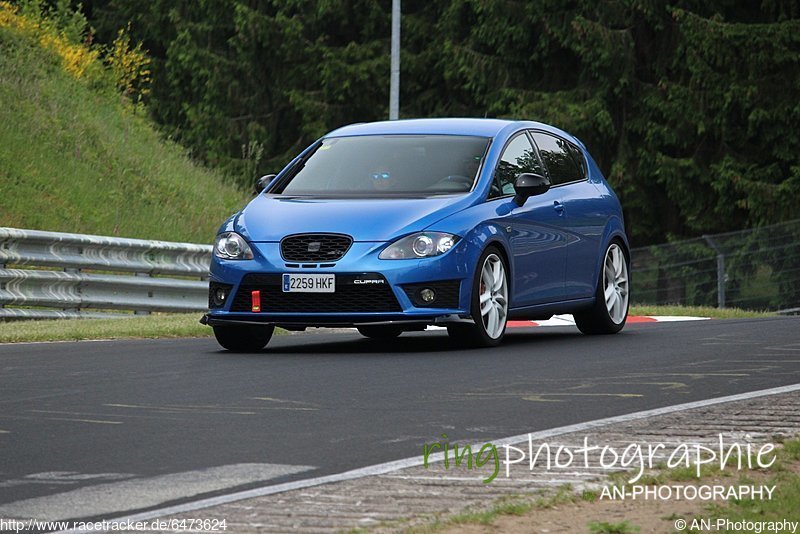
[0,227,211,320]
[4,220,797,319]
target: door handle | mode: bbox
[553,201,565,215]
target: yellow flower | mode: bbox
[1,1,100,81]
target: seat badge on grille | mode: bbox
[307,241,322,252]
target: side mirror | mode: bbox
[512,173,550,206]
[253,174,277,195]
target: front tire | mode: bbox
[574,241,629,335]
[213,324,274,352]
[357,325,403,339]
[448,246,509,347]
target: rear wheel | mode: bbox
[448,246,509,347]
[357,325,403,339]
[574,241,629,334]
[213,324,274,352]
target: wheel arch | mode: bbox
[481,238,513,306]
[593,217,631,297]
[450,218,515,310]
[456,238,511,345]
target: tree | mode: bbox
[83,0,800,244]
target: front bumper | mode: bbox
[201,313,475,329]
[205,239,475,328]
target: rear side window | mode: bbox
[567,142,587,178]
[491,134,544,198]
[531,132,583,185]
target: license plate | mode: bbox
[282,273,335,293]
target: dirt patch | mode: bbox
[442,496,706,533]
[439,469,783,533]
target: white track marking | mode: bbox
[1,463,313,523]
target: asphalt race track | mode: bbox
[1,316,799,523]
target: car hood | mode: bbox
[236,194,474,242]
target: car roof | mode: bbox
[326,118,567,139]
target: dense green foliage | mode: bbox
[0,5,247,242]
[39,1,800,244]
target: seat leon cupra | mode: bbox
[202,118,630,351]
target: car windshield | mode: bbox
[276,135,490,196]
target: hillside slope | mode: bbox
[0,12,248,243]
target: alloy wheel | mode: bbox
[479,253,508,339]
[603,243,629,324]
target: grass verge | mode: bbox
[628,305,773,319]
[705,438,800,528]
[406,486,580,533]
[0,305,775,343]
[0,313,210,343]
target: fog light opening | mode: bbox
[211,286,230,307]
[214,288,228,304]
[419,288,436,303]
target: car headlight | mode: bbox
[379,232,459,260]
[214,232,254,260]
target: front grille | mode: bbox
[402,280,461,308]
[280,233,352,262]
[230,273,401,313]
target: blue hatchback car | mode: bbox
[202,118,630,351]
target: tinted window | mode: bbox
[566,142,587,178]
[531,132,583,185]
[277,135,489,196]
[491,134,544,198]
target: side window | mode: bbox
[531,132,583,185]
[567,142,587,179]
[490,134,544,198]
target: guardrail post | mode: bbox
[0,261,4,309]
[64,267,80,313]
[703,235,726,308]
[134,272,152,315]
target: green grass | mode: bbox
[444,499,534,526]
[0,23,248,243]
[604,438,800,532]
[705,438,800,526]
[629,305,773,319]
[0,313,211,343]
[407,486,577,533]
[588,520,640,534]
